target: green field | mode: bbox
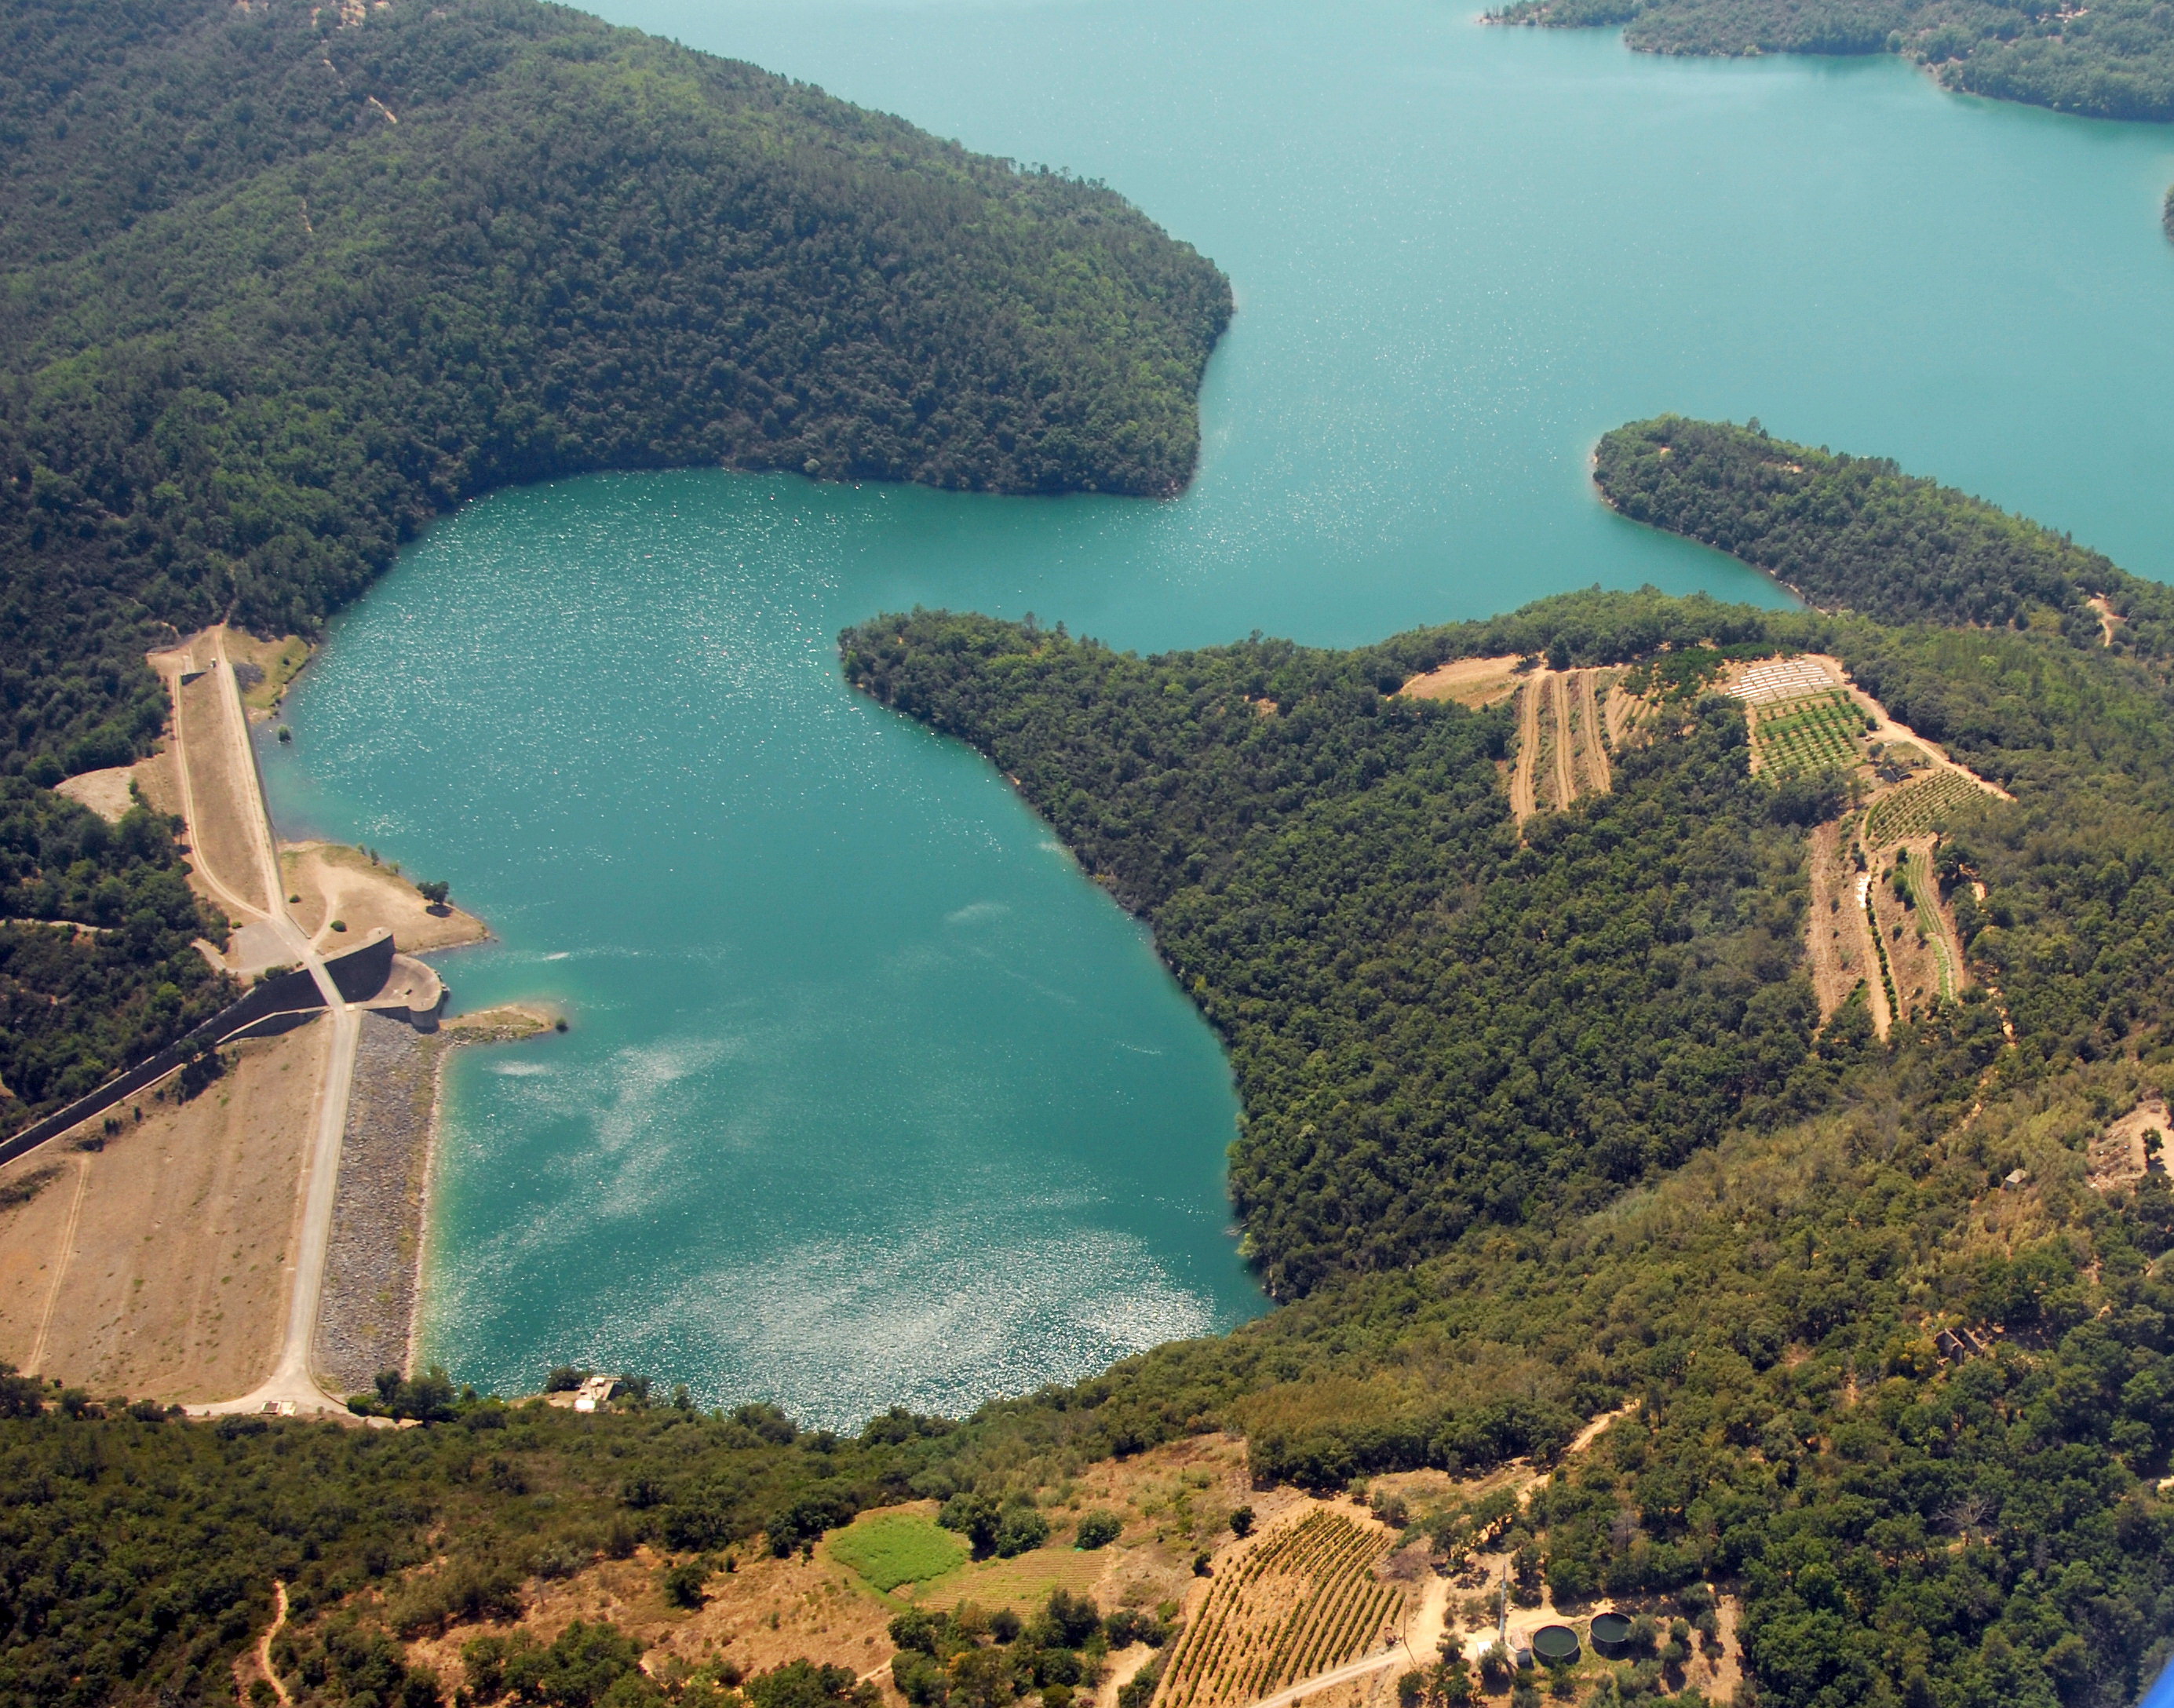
[826,1512,969,1592]
[1750,690,1866,780]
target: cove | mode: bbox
[261,0,2174,1425]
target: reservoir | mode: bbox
[261,0,2174,1424]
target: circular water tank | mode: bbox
[1533,1626,1580,1664]
[1589,1612,1633,1658]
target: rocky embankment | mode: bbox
[316,1013,437,1396]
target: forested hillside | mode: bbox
[0,0,1231,777]
[0,779,231,1132]
[844,610,1826,1297]
[842,580,2174,1708]
[1489,0,2174,122]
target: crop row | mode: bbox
[1866,770,1986,845]
[1753,692,1865,780]
[1165,1552,1370,1699]
[1157,1512,1394,1708]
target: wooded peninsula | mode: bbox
[1490,0,2174,126]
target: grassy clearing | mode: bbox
[826,1512,968,1593]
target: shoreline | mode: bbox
[401,1004,559,1381]
[316,1002,558,1397]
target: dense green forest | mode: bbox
[0,779,231,1132]
[1488,0,2174,123]
[0,0,1231,779]
[1593,415,2174,663]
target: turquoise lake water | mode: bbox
[261,0,2174,1424]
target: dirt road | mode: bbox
[1510,672,1545,822]
[161,631,362,1419]
[1577,670,1611,794]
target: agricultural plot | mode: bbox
[1749,692,1864,780]
[826,1510,967,1592]
[1154,1510,1403,1708]
[1865,770,1987,845]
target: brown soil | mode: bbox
[132,747,184,819]
[1574,670,1613,796]
[1549,673,1577,813]
[2088,595,2123,648]
[1509,673,1544,823]
[172,668,269,917]
[1806,823,1882,1031]
[2090,1099,2169,1192]
[283,841,487,956]
[1510,669,1618,827]
[1399,656,1523,709]
[55,762,153,823]
[0,1020,326,1402]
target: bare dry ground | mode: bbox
[1574,670,1612,796]
[0,1020,325,1401]
[169,664,269,917]
[1509,671,1544,823]
[283,841,487,957]
[1806,823,1887,1033]
[1398,655,1522,709]
[404,1435,1259,1707]
[54,761,150,823]
[1504,668,1620,827]
[2090,1098,2169,1191]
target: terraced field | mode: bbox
[1749,691,1864,780]
[1865,770,1989,845]
[1154,1509,1403,1708]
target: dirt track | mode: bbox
[1807,823,1888,1038]
[1510,672,1544,821]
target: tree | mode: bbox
[416,880,451,909]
